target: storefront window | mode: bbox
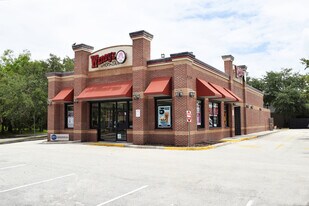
[129,101,133,128]
[65,104,74,129]
[209,102,221,128]
[224,104,229,127]
[197,100,204,128]
[156,99,172,129]
[90,102,99,128]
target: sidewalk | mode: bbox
[88,130,280,151]
[0,134,47,145]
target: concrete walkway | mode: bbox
[88,130,280,150]
[0,134,47,145]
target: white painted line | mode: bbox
[0,164,26,170]
[246,199,254,206]
[0,173,76,194]
[96,185,149,206]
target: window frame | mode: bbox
[196,99,204,128]
[155,97,173,129]
[65,103,74,129]
[224,104,230,128]
[209,101,221,128]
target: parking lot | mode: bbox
[0,129,308,206]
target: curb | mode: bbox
[87,130,279,151]
[0,135,47,145]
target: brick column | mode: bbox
[47,77,61,141]
[130,30,153,145]
[171,52,196,146]
[239,65,248,134]
[222,55,235,137]
[222,55,234,90]
[72,44,93,141]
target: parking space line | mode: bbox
[0,164,26,171]
[96,185,149,206]
[246,199,254,206]
[0,173,76,194]
[275,144,284,150]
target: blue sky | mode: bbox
[0,0,308,78]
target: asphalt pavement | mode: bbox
[0,129,308,206]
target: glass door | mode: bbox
[116,101,127,141]
[100,102,117,141]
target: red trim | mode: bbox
[77,81,132,100]
[52,88,73,102]
[144,77,171,96]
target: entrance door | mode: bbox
[234,107,241,135]
[99,101,128,141]
[100,102,117,141]
[115,101,128,141]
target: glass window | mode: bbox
[65,104,74,129]
[197,100,204,128]
[156,99,172,129]
[209,102,221,128]
[224,104,229,127]
[129,101,133,128]
[90,102,99,128]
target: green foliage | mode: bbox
[0,50,74,133]
[247,68,309,118]
[300,58,309,70]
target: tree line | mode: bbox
[0,50,73,134]
[247,60,309,127]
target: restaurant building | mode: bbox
[47,30,271,146]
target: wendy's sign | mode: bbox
[88,46,132,71]
[91,50,126,68]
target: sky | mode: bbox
[0,0,308,78]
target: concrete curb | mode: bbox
[88,130,279,151]
[0,135,47,145]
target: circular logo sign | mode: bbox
[51,134,57,141]
[116,50,126,64]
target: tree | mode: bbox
[300,58,309,70]
[247,68,309,127]
[0,50,74,134]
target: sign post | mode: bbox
[186,110,192,147]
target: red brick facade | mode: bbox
[47,30,271,146]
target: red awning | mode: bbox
[77,81,132,100]
[224,88,243,102]
[196,78,222,98]
[144,77,171,96]
[208,83,237,102]
[52,88,73,102]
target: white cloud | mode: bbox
[0,0,308,77]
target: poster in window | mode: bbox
[67,111,74,128]
[197,102,201,126]
[158,106,171,128]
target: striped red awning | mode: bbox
[52,88,73,102]
[196,78,222,98]
[144,77,171,96]
[77,81,132,100]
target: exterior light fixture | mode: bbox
[47,99,52,106]
[133,93,140,100]
[189,91,195,98]
[175,90,183,97]
[246,104,250,108]
[250,105,253,109]
[74,97,79,103]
